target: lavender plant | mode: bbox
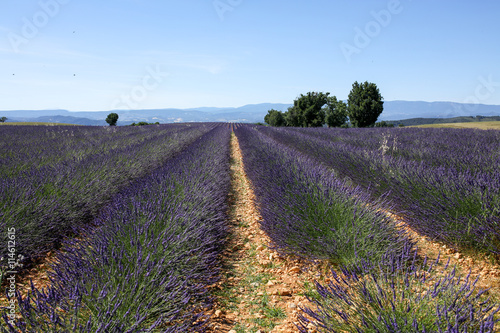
[1,125,231,332]
[299,252,499,332]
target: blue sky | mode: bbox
[1,0,499,111]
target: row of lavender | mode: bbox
[234,125,498,332]
[0,124,214,279]
[234,125,411,267]
[3,125,231,332]
[252,126,500,255]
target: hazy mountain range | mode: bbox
[2,101,500,125]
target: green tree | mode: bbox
[375,121,394,127]
[264,109,286,127]
[105,113,119,126]
[347,81,383,127]
[324,96,348,127]
[285,92,329,127]
[0,116,7,123]
[284,105,301,127]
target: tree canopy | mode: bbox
[264,82,383,128]
[286,92,329,127]
[347,81,384,128]
[324,96,348,128]
[105,113,119,126]
[264,109,286,127]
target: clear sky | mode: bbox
[1,0,499,111]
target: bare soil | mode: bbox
[206,133,328,333]
[389,211,500,296]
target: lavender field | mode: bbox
[1,124,217,274]
[233,125,500,332]
[1,124,499,332]
[244,125,500,256]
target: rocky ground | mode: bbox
[205,132,329,333]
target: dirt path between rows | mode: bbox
[388,211,500,296]
[206,132,325,333]
[207,131,500,332]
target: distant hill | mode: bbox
[0,104,292,125]
[380,101,500,120]
[30,115,106,126]
[1,101,499,125]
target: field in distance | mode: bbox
[414,120,500,129]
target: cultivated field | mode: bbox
[415,120,500,129]
[1,123,499,332]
